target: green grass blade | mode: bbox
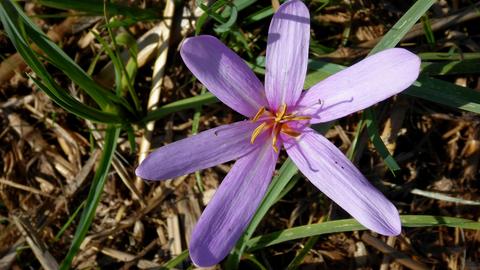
[246,215,480,251]
[114,32,141,112]
[369,0,436,54]
[54,201,86,241]
[421,60,480,75]
[406,76,480,114]
[37,0,158,21]
[364,110,400,172]
[411,189,480,206]
[286,234,321,270]
[191,87,207,193]
[31,77,126,123]
[5,1,133,114]
[232,0,257,11]
[160,249,189,269]
[244,6,273,24]
[142,93,218,123]
[419,52,480,61]
[421,14,435,46]
[0,3,125,123]
[60,126,121,270]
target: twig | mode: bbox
[12,214,59,270]
[0,178,54,198]
[361,233,429,270]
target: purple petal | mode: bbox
[181,35,267,117]
[189,142,278,267]
[136,121,259,180]
[297,48,420,123]
[265,0,310,110]
[283,128,401,235]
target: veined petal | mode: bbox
[265,0,310,110]
[284,128,401,236]
[189,141,278,267]
[136,121,259,180]
[181,35,267,117]
[297,48,420,123]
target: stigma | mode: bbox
[250,104,310,153]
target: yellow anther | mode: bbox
[275,104,287,121]
[252,106,266,122]
[273,144,279,153]
[281,115,312,122]
[250,122,268,144]
[272,126,281,153]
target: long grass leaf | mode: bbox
[37,0,157,21]
[0,2,125,123]
[406,76,480,114]
[60,126,121,269]
[411,189,480,206]
[369,0,436,54]
[142,93,218,123]
[31,77,127,123]
[246,216,480,251]
[4,1,133,115]
[160,249,189,270]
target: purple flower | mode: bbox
[136,0,420,267]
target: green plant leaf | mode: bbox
[160,249,189,270]
[246,215,480,251]
[37,0,158,21]
[0,1,134,121]
[406,76,480,114]
[60,126,121,270]
[142,93,218,123]
[369,0,436,54]
[0,2,125,123]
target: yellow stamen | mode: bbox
[273,144,279,153]
[251,106,266,122]
[275,104,287,121]
[250,122,268,144]
[281,115,312,122]
[249,104,310,152]
[272,126,281,153]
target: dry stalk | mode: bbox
[135,0,176,195]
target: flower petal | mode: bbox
[265,0,310,110]
[136,121,259,180]
[297,48,420,123]
[284,128,401,235]
[189,141,278,267]
[181,35,267,117]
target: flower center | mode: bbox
[250,104,311,153]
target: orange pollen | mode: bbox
[250,104,311,152]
